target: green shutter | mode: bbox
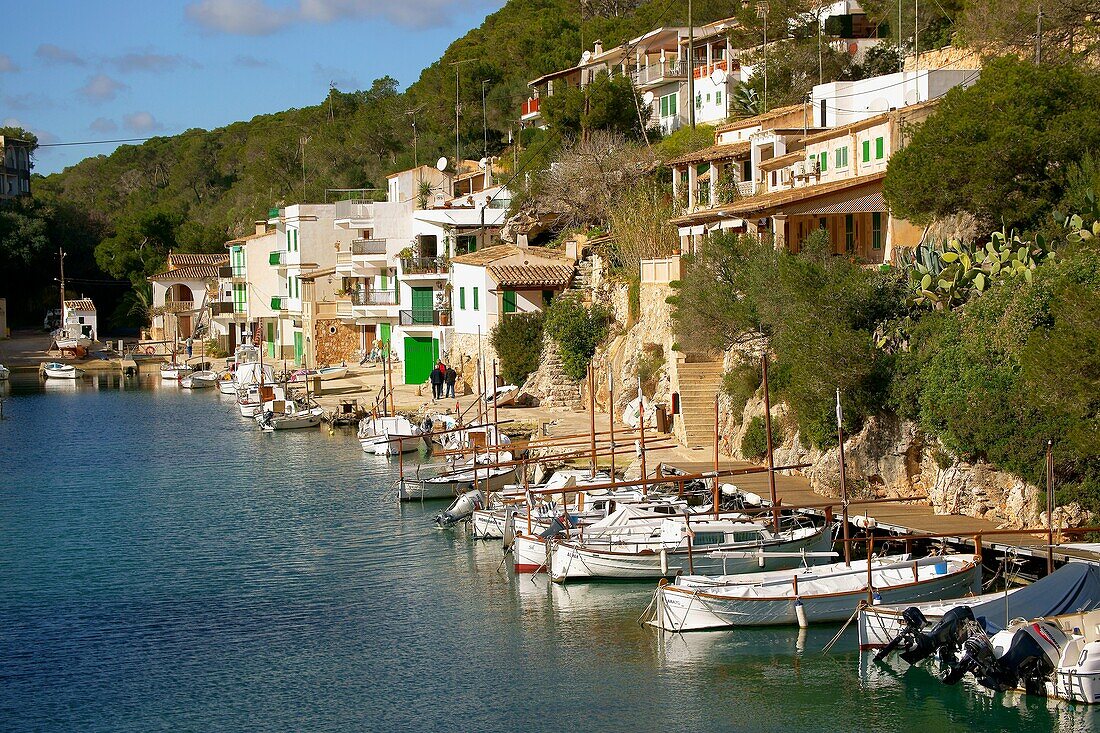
[379,322,390,346]
[411,287,434,323]
[503,290,517,314]
[459,287,466,310]
[294,331,303,365]
[875,137,884,159]
[293,229,298,251]
[473,287,479,311]
[819,152,827,172]
[862,140,870,163]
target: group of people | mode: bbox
[429,361,458,401]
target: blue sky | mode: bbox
[0,0,504,174]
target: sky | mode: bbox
[0,0,504,174]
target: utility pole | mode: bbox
[688,0,695,129]
[58,247,66,326]
[450,59,476,166]
[817,0,823,86]
[756,2,769,113]
[1036,2,1044,63]
[481,80,490,158]
[914,0,919,70]
[836,388,851,566]
[299,135,310,188]
[899,0,904,72]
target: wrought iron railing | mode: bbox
[352,238,387,256]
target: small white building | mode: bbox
[62,298,98,343]
[148,253,230,345]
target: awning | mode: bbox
[784,191,887,216]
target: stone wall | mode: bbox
[313,319,357,365]
[446,332,495,395]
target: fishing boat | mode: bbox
[217,371,238,394]
[860,562,1100,651]
[256,399,324,431]
[398,453,518,501]
[42,362,83,379]
[0,364,9,380]
[51,323,92,351]
[358,415,425,455]
[646,553,981,631]
[180,370,219,389]
[238,384,282,418]
[549,515,835,582]
[289,364,348,382]
[160,362,192,380]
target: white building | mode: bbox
[811,68,980,128]
[62,298,98,343]
[148,253,230,346]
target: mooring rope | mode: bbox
[821,600,867,655]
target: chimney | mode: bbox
[254,220,267,236]
[593,40,603,56]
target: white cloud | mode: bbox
[90,117,119,134]
[185,0,483,33]
[112,52,201,73]
[78,74,129,103]
[35,43,86,66]
[122,111,164,133]
[0,53,18,73]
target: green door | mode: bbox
[404,336,439,384]
[502,290,517,314]
[293,331,303,365]
[411,286,434,324]
[379,322,391,348]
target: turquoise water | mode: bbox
[0,375,1094,732]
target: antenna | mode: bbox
[405,105,424,169]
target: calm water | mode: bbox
[0,375,1093,732]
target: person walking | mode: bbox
[429,360,445,401]
[444,364,457,399]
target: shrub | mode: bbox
[489,312,545,386]
[542,294,610,382]
[721,361,761,415]
[637,343,665,397]
[741,416,769,460]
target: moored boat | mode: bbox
[289,364,348,382]
[180,370,219,389]
[398,455,517,501]
[256,399,324,431]
[160,362,192,380]
[358,415,424,455]
[42,362,83,379]
[647,553,981,631]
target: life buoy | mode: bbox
[144,345,156,355]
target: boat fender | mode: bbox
[795,599,808,629]
[660,548,668,576]
[852,515,877,530]
[872,591,882,605]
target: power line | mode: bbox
[37,136,158,148]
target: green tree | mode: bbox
[490,312,546,385]
[541,71,650,140]
[883,56,1100,230]
[543,294,610,381]
[95,208,184,285]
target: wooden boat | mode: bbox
[289,364,348,382]
[180,370,219,389]
[358,415,424,455]
[647,553,981,631]
[549,515,835,582]
[160,362,192,380]
[256,399,324,431]
[399,455,518,501]
[217,371,238,394]
[42,362,83,379]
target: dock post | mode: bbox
[762,355,779,532]
[713,393,720,518]
[1046,440,1055,575]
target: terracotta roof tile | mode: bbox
[168,252,229,267]
[64,299,95,311]
[666,140,751,167]
[714,103,811,134]
[452,244,573,266]
[149,264,223,282]
[720,172,886,216]
[489,264,575,289]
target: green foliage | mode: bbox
[541,71,650,140]
[741,39,855,111]
[489,312,546,385]
[883,57,1100,230]
[542,294,610,381]
[729,83,761,117]
[741,416,769,460]
[636,343,665,396]
[721,361,762,415]
[655,124,715,162]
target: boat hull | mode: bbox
[512,533,549,573]
[650,558,981,631]
[360,435,423,455]
[43,364,81,379]
[399,467,517,501]
[550,525,834,582]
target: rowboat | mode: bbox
[398,455,518,501]
[180,370,219,389]
[289,364,348,382]
[484,384,519,407]
[256,399,324,431]
[549,516,835,582]
[358,415,424,455]
[42,362,83,379]
[647,553,981,631]
[160,362,192,380]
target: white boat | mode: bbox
[484,384,519,407]
[358,415,424,455]
[216,371,238,394]
[42,362,83,379]
[52,322,92,351]
[398,453,517,501]
[180,370,219,389]
[238,384,282,418]
[160,362,192,380]
[289,365,348,382]
[647,553,981,631]
[549,514,835,582]
[256,399,324,431]
[0,364,9,380]
[231,343,274,390]
[431,421,512,452]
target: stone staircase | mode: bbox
[675,360,725,448]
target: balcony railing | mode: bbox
[401,256,448,275]
[335,199,375,221]
[336,251,352,265]
[350,290,398,306]
[633,60,689,86]
[352,238,387,256]
[521,97,541,118]
[399,309,450,326]
[269,250,287,266]
[692,59,728,79]
[736,181,755,197]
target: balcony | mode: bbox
[269,250,287,266]
[632,60,689,87]
[400,309,450,327]
[521,97,541,119]
[350,290,398,306]
[335,199,375,222]
[270,296,288,311]
[692,59,729,79]
[736,181,755,197]
[352,238,387,257]
[400,256,448,276]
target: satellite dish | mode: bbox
[868,97,890,113]
[436,157,448,172]
[580,50,592,64]
[903,90,920,106]
[478,157,488,169]
[642,91,655,106]
[710,68,727,86]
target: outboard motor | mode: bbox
[874,606,928,662]
[942,621,1064,694]
[898,606,976,665]
[433,489,484,528]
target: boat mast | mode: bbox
[836,387,851,566]
[58,247,66,333]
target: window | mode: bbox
[473,287,479,311]
[845,214,855,253]
[266,321,274,343]
[770,171,777,187]
[862,140,871,163]
[875,136,884,160]
[293,229,298,251]
[835,146,848,169]
[503,290,517,314]
[659,93,678,118]
[715,90,722,106]
[542,290,554,306]
[459,287,466,310]
[818,151,827,172]
[695,93,702,109]
[457,235,477,254]
[872,212,883,250]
